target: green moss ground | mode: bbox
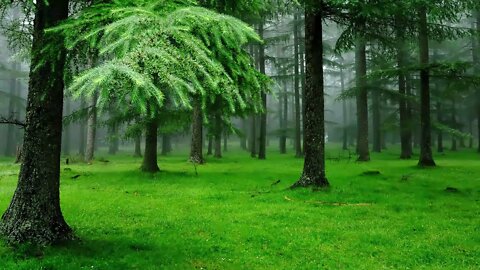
[0,146,479,269]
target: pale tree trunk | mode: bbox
[1,0,72,245]
[85,92,98,163]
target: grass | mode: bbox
[0,145,479,269]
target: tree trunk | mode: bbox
[62,98,71,156]
[280,79,288,154]
[0,0,72,245]
[190,96,204,164]
[223,130,228,152]
[417,6,435,166]
[258,22,267,160]
[141,120,159,172]
[250,116,257,157]
[340,64,348,150]
[134,134,142,157]
[4,63,18,156]
[214,112,222,158]
[451,99,457,151]
[85,92,98,163]
[292,9,329,188]
[293,12,303,158]
[355,38,370,161]
[240,119,247,150]
[207,135,213,155]
[476,12,480,153]
[108,122,119,155]
[372,87,381,153]
[161,135,172,155]
[437,102,444,153]
[78,98,86,157]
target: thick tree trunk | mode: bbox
[417,6,435,166]
[0,0,72,245]
[292,9,329,188]
[134,134,142,157]
[258,22,267,160]
[4,63,18,156]
[355,38,370,161]
[78,98,86,157]
[190,96,204,163]
[85,92,98,163]
[141,120,159,172]
[293,12,302,158]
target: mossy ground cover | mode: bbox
[0,146,479,269]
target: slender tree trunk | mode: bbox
[161,135,172,155]
[340,64,348,150]
[475,12,480,152]
[293,12,302,158]
[280,79,288,154]
[207,135,213,155]
[240,119,247,150]
[397,30,413,158]
[141,120,159,172]
[437,102,444,153]
[223,130,228,152]
[451,99,457,151]
[4,63,18,156]
[469,119,474,149]
[85,92,98,163]
[108,122,119,155]
[214,112,222,158]
[134,133,142,157]
[258,22,267,160]
[250,116,257,157]
[355,38,370,161]
[78,98,86,157]
[372,87,381,153]
[292,9,329,188]
[190,96,204,164]
[62,98,71,156]
[0,0,72,245]
[417,6,435,166]
[299,23,306,155]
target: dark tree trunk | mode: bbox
[134,134,142,157]
[280,79,288,154]
[214,112,222,158]
[78,98,86,157]
[250,116,257,157]
[437,102,444,153]
[293,12,302,158]
[417,6,435,166]
[4,63,18,156]
[355,38,370,161]
[340,64,348,151]
[108,122,119,155]
[292,9,329,188]
[372,87,381,153]
[0,0,72,245]
[476,12,480,153]
[258,22,267,160]
[141,120,159,172]
[190,96,204,164]
[85,92,98,163]
[161,135,172,156]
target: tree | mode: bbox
[0,0,73,245]
[292,5,329,188]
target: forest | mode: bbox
[0,0,479,269]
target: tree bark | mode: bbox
[0,0,72,245]
[85,92,98,163]
[190,96,204,164]
[355,38,370,161]
[293,12,303,158]
[292,9,329,188]
[141,120,160,172]
[417,6,435,166]
[258,22,267,160]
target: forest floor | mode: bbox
[0,145,479,269]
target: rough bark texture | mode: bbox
[85,92,98,163]
[0,0,73,245]
[293,12,302,158]
[292,9,329,188]
[417,6,436,167]
[141,120,160,172]
[258,22,267,160]
[190,97,204,164]
[355,38,370,161]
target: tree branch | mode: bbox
[0,114,25,128]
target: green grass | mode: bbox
[0,146,479,269]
